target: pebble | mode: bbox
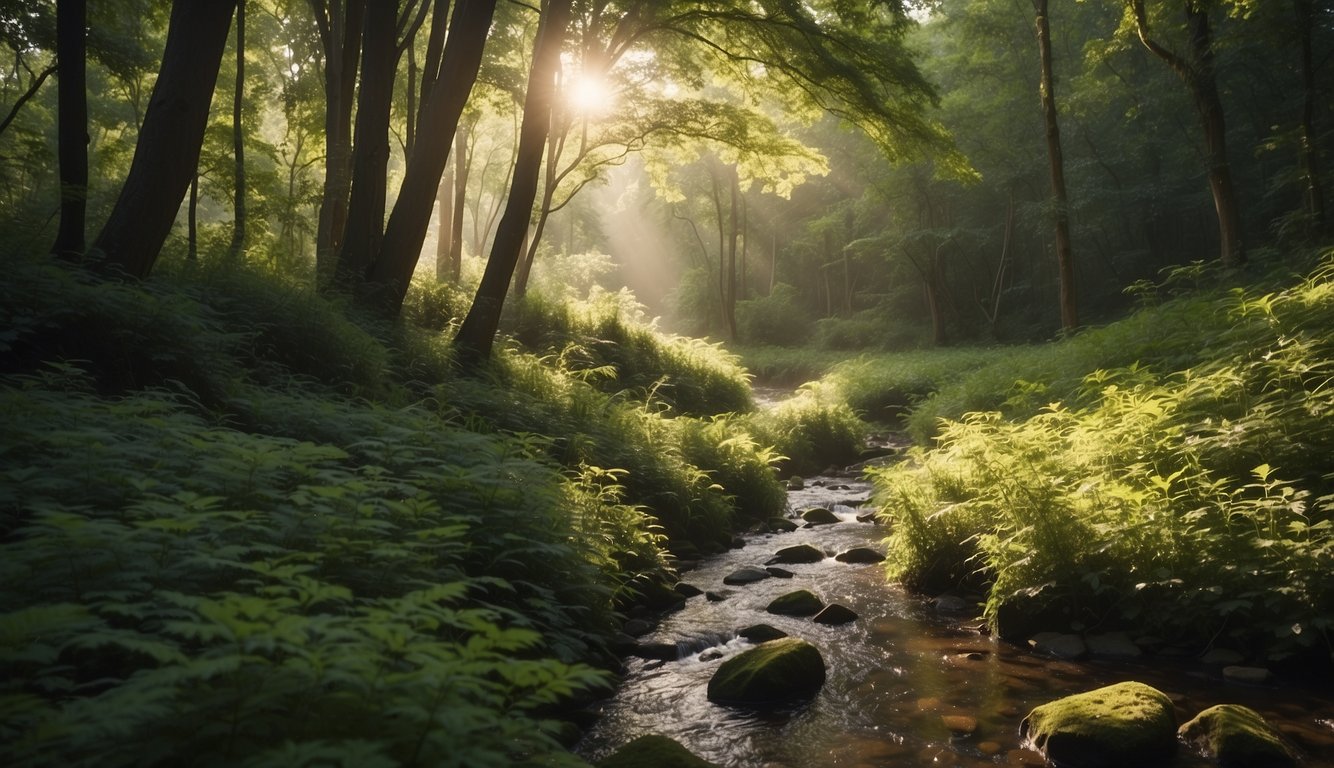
[941,714,978,735]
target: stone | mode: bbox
[699,649,724,662]
[934,595,972,615]
[634,642,680,661]
[813,603,859,625]
[978,741,1002,755]
[1179,704,1297,768]
[1223,665,1274,685]
[786,476,805,490]
[624,618,653,637]
[1029,632,1088,660]
[706,637,826,706]
[942,714,978,735]
[722,567,770,586]
[1005,748,1047,766]
[1020,681,1177,768]
[767,589,824,617]
[738,624,788,643]
[764,567,794,579]
[674,582,704,598]
[1086,631,1142,658]
[705,590,732,602]
[596,734,722,768]
[800,507,841,526]
[856,511,879,523]
[767,517,798,533]
[835,547,885,564]
[767,544,825,565]
[1201,647,1246,666]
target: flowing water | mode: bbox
[576,470,1334,767]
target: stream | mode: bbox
[576,469,1334,767]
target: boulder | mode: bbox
[767,544,825,565]
[801,507,841,526]
[634,642,680,661]
[596,734,721,768]
[767,589,824,617]
[674,582,704,598]
[767,517,799,533]
[706,637,827,706]
[705,590,732,602]
[1020,681,1177,768]
[835,547,885,564]
[623,619,653,637]
[1179,704,1297,768]
[722,567,770,586]
[738,624,788,643]
[765,567,795,579]
[786,476,805,490]
[813,603,859,625]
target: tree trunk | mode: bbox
[228,0,247,261]
[453,0,572,367]
[449,123,469,281]
[1294,0,1325,234]
[90,0,239,278]
[335,0,399,286]
[314,0,364,284]
[364,0,497,312]
[724,166,739,340]
[53,0,88,260]
[187,172,198,262]
[1034,0,1077,330]
[435,158,453,281]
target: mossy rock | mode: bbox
[1179,704,1297,768]
[706,637,826,706]
[1020,681,1177,768]
[766,589,824,616]
[596,734,721,768]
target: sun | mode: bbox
[567,73,614,115]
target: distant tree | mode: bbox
[310,0,364,282]
[89,0,239,278]
[228,0,247,261]
[454,0,573,366]
[1034,0,1077,330]
[52,0,87,260]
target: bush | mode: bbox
[736,283,813,346]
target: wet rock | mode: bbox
[978,741,1002,755]
[767,544,825,565]
[1005,748,1047,766]
[1086,631,1142,658]
[623,618,653,637]
[706,637,826,706]
[1029,632,1088,660]
[764,567,794,579]
[786,476,805,490]
[595,734,721,768]
[674,582,704,598]
[705,590,732,602]
[728,536,746,549]
[1201,647,1246,666]
[722,567,771,586]
[800,507,841,526]
[856,511,879,523]
[767,517,798,533]
[934,595,972,615]
[738,624,788,643]
[1223,665,1274,685]
[1020,681,1177,768]
[813,603,859,625]
[1179,704,1297,768]
[942,714,978,735]
[634,642,680,661]
[767,589,824,617]
[835,546,885,564]
[699,649,725,662]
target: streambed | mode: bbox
[576,470,1334,767]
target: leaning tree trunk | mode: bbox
[228,0,247,261]
[453,0,572,367]
[90,0,239,278]
[1035,0,1077,330]
[364,0,497,313]
[53,0,87,260]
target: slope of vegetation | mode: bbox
[871,252,1334,665]
[0,253,786,766]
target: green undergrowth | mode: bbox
[745,381,868,476]
[730,344,856,387]
[872,252,1334,663]
[822,348,1014,426]
[0,252,788,765]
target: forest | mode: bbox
[1,0,1331,766]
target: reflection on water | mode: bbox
[577,474,1334,767]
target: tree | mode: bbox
[453,0,573,366]
[1126,0,1245,266]
[228,0,247,261]
[1034,0,1077,330]
[52,0,87,260]
[89,0,239,278]
[310,0,364,282]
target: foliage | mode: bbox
[872,253,1334,660]
[747,382,868,476]
[824,347,1013,425]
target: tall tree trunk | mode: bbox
[90,0,239,278]
[1035,0,1077,330]
[449,123,470,281]
[724,165,739,340]
[453,0,572,367]
[53,0,87,260]
[435,159,453,281]
[1130,0,1245,266]
[1294,0,1325,234]
[364,0,497,312]
[335,0,399,286]
[313,0,364,284]
[187,172,199,262]
[228,0,247,261]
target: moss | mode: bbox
[706,637,826,706]
[596,735,720,768]
[1020,681,1176,768]
[1179,704,1297,768]
[766,589,824,616]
